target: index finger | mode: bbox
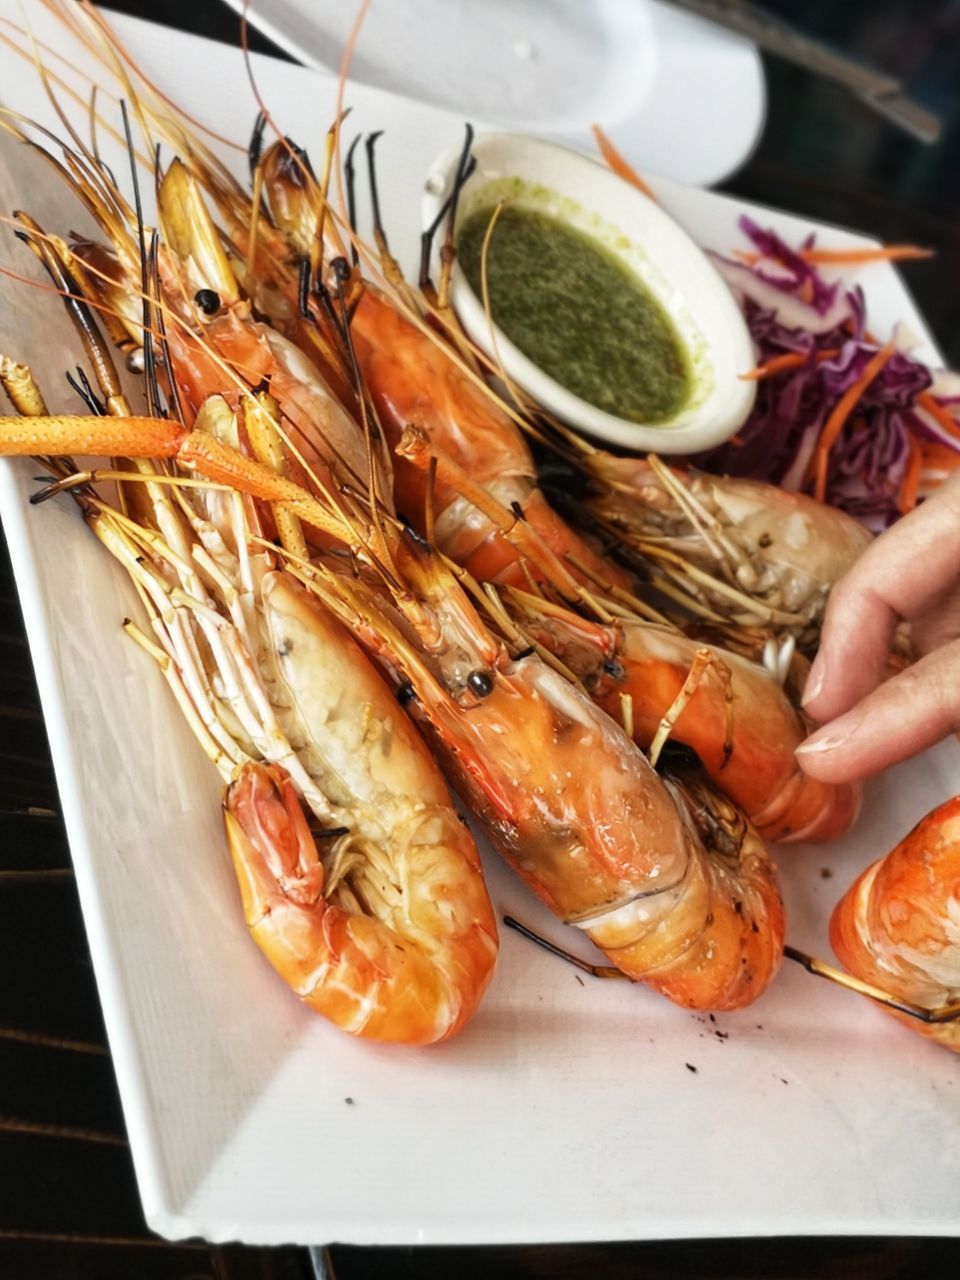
[804,473,960,723]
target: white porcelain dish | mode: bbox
[0,3,958,1249]
[425,132,757,452]
[218,0,765,187]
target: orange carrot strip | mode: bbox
[739,347,841,381]
[798,277,815,304]
[812,342,896,502]
[919,441,960,469]
[922,440,960,461]
[899,437,922,514]
[844,322,878,343]
[733,246,932,267]
[591,124,656,200]
[802,245,933,265]
[917,390,960,442]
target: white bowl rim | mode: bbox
[423,132,757,455]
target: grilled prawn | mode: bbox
[829,797,960,1054]
[0,331,497,1045]
[0,378,787,1013]
[582,454,872,651]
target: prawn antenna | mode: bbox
[248,110,268,178]
[150,228,185,425]
[364,130,387,256]
[422,154,478,293]
[437,124,475,308]
[141,229,166,418]
[363,128,421,299]
[11,215,127,417]
[120,99,160,417]
[287,136,316,178]
[314,276,350,349]
[344,132,361,266]
[66,366,106,417]
[418,154,476,292]
[296,234,350,376]
[298,256,312,318]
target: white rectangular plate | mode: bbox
[0,4,957,1248]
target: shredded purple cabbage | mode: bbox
[695,217,958,529]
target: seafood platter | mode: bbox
[0,0,957,1248]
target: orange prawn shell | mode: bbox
[351,290,628,589]
[593,627,862,844]
[408,650,784,1011]
[226,766,497,1046]
[352,291,533,513]
[222,575,500,1045]
[830,796,960,1053]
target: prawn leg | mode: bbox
[503,916,630,981]
[784,946,960,1025]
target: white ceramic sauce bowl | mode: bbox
[423,133,756,454]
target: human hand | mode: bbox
[796,472,960,784]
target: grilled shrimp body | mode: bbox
[0,381,786,1014]
[329,539,786,1012]
[594,626,862,844]
[589,456,872,645]
[509,598,861,844]
[349,289,629,590]
[0,315,496,1045]
[247,138,629,594]
[223,572,497,1044]
[436,656,785,1010]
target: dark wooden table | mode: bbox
[2,2,958,1276]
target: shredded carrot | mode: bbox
[916,390,960,442]
[919,441,960,469]
[739,347,841,381]
[802,245,933,265]
[798,277,815,304]
[735,245,932,267]
[811,342,896,502]
[842,319,878,343]
[899,437,923,514]
[591,124,656,200]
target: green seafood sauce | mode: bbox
[457,204,691,424]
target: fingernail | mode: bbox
[796,711,861,755]
[795,732,844,756]
[801,655,825,707]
